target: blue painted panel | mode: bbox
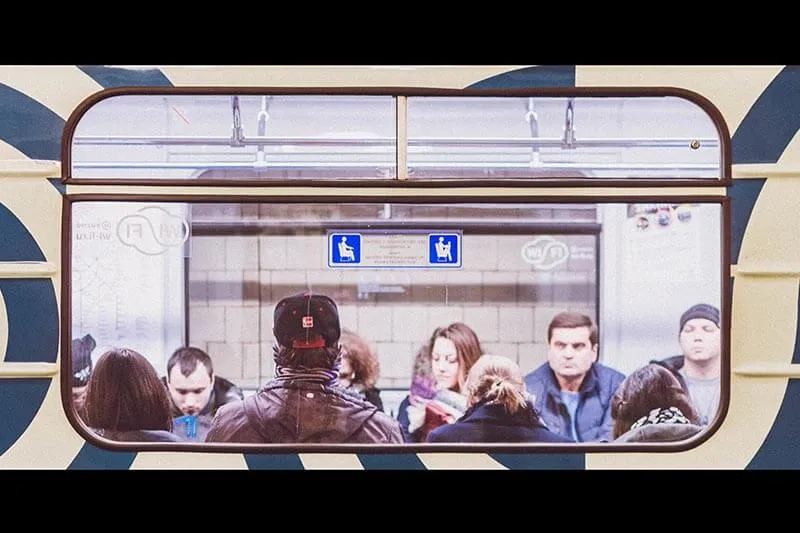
[77,66,173,88]
[68,441,137,470]
[732,66,800,164]
[0,280,58,364]
[467,66,576,89]
[0,84,63,160]
[729,179,765,265]
[747,380,800,469]
[490,452,585,470]
[357,453,427,470]
[0,380,51,455]
[47,178,65,195]
[0,203,45,261]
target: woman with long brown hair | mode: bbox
[396,322,483,442]
[84,348,183,442]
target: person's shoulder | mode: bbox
[650,355,684,370]
[214,395,246,419]
[215,375,245,400]
[593,362,625,379]
[535,428,574,443]
[524,362,549,380]
[425,423,454,443]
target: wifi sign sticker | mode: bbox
[520,236,570,270]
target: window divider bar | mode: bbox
[396,96,408,180]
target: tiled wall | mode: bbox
[187,206,597,391]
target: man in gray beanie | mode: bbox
[651,303,721,425]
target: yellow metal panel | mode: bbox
[0,66,103,120]
[0,289,6,364]
[576,65,783,135]
[0,140,30,161]
[298,453,364,470]
[131,451,248,469]
[0,373,86,469]
[159,65,530,89]
[589,275,795,468]
[0,160,60,178]
[417,452,506,470]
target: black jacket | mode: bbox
[426,401,573,443]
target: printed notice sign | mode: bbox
[328,231,462,268]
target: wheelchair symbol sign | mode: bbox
[330,233,361,265]
[428,234,460,266]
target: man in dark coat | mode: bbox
[206,292,403,444]
[524,312,624,442]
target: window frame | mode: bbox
[61,86,732,188]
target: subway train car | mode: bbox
[0,65,795,470]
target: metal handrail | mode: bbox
[71,161,721,172]
[72,135,721,149]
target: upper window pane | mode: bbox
[406,96,722,179]
[70,94,397,180]
[67,91,725,182]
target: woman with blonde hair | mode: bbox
[426,355,572,443]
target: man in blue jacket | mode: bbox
[523,312,624,442]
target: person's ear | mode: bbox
[591,344,599,363]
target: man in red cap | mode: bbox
[206,292,403,444]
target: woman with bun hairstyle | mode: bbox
[426,354,572,443]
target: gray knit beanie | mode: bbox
[679,303,720,332]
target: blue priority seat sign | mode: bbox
[428,233,459,265]
[330,233,362,264]
[328,231,462,268]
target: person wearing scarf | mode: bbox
[611,363,704,443]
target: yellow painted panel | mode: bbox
[0,66,103,120]
[0,140,29,160]
[576,65,783,135]
[0,179,63,272]
[131,452,248,469]
[298,453,364,469]
[417,452,506,470]
[0,372,87,468]
[738,179,800,266]
[159,65,530,89]
[0,289,6,364]
[589,276,795,468]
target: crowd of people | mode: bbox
[70,293,722,445]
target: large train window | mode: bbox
[62,88,729,452]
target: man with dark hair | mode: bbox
[163,346,243,441]
[71,334,96,419]
[651,303,721,425]
[206,292,403,444]
[523,311,625,442]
